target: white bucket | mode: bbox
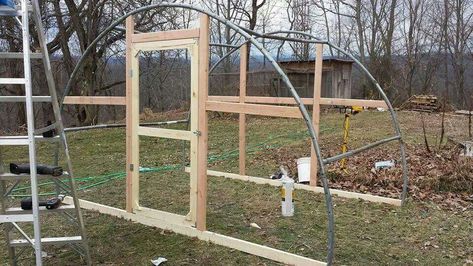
[296,157,311,183]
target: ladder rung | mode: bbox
[0,214,33,223]
[0,137,28,145]
[5,204,75,214]
[0,5,32,17]
[0,96,52,103]
[0,6,20,16]
[0,171,69,181]
[0,52,43,59]
[0,78,26,85]
[0,135,60,146]
[10,236,83,247]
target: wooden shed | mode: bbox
[209,56,354,99]
[277,56,354,99]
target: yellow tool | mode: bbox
[340,106,363,173]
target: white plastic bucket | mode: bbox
[296,157,311,183]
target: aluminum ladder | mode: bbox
[0,1,91,265]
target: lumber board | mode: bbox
[196,14,210,231]
[455,110,473,116]
[132,28,200,43]
[207,95,387,108]
[64,197,326,266]
[239,44,248,176]
[206,101,302,118]
[188,169,401,206]
[137,126,192,141]
[130,47,140,211]
[62,96,126,105]
[310,44,323,186]
[125,16,134,213]
[133,39,197,52]
[321,98,387,108]
[135,207,194,227]
[188,41,199,224]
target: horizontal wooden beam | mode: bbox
[187,169,401,206]
[320,98,387,108]
[208,96,388,108]
[206,101,302,118]
[63,96,126,105]
[137,126,192,141]
[132,28,200,43]
[64,197,326,266]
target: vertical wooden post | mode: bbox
[187,42,199,224]
[310,43,323,186]
[125,16,135,213]
[239,44,248,176]
[196,14,210,231]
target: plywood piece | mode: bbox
[137,126,192,141]
[239,44,248,176]
[132,28,200,43]
[64,197,326,265]
[63,96,126,105]
[206,101,302,118]
[310,44,323,186]
[196,14,210,231]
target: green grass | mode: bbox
[0,111,472,265]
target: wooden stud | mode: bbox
[133,39,197,52]
[196,14,210,231]
[125,16,134,213]
[183,170,402,206]
[132,28,200,43]
[207,96,239,102]
[320,98,387,108]
[137,126,192,141]
[63,96,126,105]
[206,101,302,118]
[207,95,388,108]
[64,196,327,265]
[135,207,195,227]
[310,44,323,186]
[129,53,141,211]
[239,44,248,176]
[130,50,141,211]
[188,41,200,224]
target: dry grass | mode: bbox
[0,110,472,265]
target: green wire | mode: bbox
[9,127,324,197]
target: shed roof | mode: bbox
[278,56,354,64]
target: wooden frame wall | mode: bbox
[124,17,203,227]
[66,14,401,266]
[119,14,327,265]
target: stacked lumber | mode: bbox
[400,95,440,112]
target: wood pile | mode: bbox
[400,95,440,112]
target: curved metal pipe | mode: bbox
[226,28,409,203]
[209,42,246,73]
[60,3,335,264]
